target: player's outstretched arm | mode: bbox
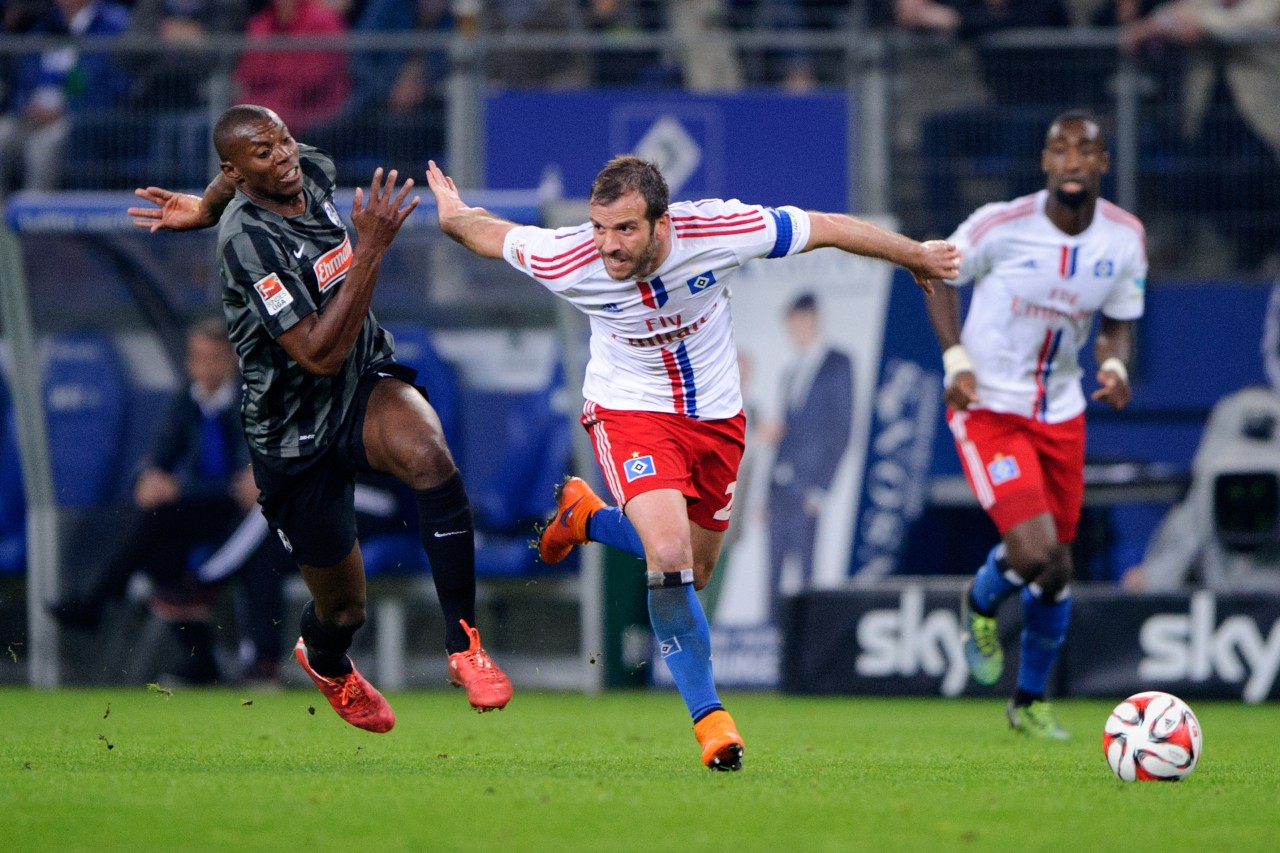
[803,211,961,293]
[424,160,518,259]
[128,173,237,233]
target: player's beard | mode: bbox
[605,231,661,281]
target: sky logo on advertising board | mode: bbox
[1139,591,1280,703]
[854,586,969,696]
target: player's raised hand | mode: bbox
[1092,365,1132,410]
[128,187,214,232]
[423,160,517,260]
[350,167,419,253]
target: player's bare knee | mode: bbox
[397,437,456,490]
[645,540,694,575]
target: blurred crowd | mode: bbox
[0,0,1277,269]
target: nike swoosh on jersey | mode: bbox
[433,530,468,538]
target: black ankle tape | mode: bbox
[647,569,694,589]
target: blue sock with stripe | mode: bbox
[647,571,722,722]
[1017,584,1072,697]
[586,507,645,558]
[970,543,1023,616]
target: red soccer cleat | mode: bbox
[447,619,513,712]
[694,709,744,771]
[294,637,395,733]
[536,476,606,564]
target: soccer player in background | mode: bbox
[128,104,512,731]
[924,110,1146,738]
[425,155,961,769]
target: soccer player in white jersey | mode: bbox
[426,155,962,770]
[924,111,1147,739]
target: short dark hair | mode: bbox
[788,292,817,314]
[1046,109,1106,146]
[590,155,669,222]
[213,104,280,161]
[188,316,228,343]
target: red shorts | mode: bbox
[947,408,1086,542]
[581,401,745,532]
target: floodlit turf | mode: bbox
[2,687,1277,852]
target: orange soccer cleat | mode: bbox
[294,638,395,733]
[694,709,744,772]
[536,476,606,564]
[447,619,513,712]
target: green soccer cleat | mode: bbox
[1006,699,1070,740]
[960,583,1004,686]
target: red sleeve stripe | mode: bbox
[531,239,598,273]
[674,223,767,239]
[533,251,600,281]
[670,211,764,225]
[968,197,1036,246]
[532,237,596,264]
[1100,200,1147,244]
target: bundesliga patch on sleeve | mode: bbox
[508,239,528,269]
[253,272,294,316]
[623,454,657,482]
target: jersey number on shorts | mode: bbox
[712,481,737,522]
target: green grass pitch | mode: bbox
[2,687,1277,852]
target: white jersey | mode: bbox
[501,199,812,419]
[947,189,1147,423]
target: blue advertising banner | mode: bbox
[484,90,853,212]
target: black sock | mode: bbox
[415,471,476,654]
[166,621,220,684]
[299,600,354,677]
[1014,688,1043,708]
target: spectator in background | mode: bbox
[123,0,248,111]
[582,0,671,86]
[1120,0,1280,272]
[48,318,293,685]
[669,0,742,91]
[306,0,451,183]
[0,0,132,194]
[233,0,350,136]
[896,0,1092,237]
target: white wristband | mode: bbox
[1099,357,1129,384]
[942,344,974,387]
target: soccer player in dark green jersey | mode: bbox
[130,104,512,730]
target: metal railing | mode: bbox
[2,26,1278,277]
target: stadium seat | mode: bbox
[42,330,131,508]
[382,322,462,449]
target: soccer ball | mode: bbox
[1102,691,1202,782]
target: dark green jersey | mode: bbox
[217,145,395,458]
